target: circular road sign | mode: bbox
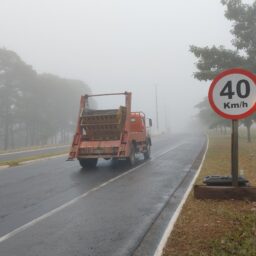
[208,68,256,119]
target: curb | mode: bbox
[0,165,9,170]
[153,135,209,256]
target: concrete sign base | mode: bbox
[194,185,256,201]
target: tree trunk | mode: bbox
[10,125,14,149]
[3,117,9,150]
[25,125,29,146]
[3,104,9,150]
[246,124,252,143]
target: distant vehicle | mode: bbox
[68,92,152,168]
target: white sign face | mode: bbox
[208,69,256,119]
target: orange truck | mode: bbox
[68,92,152,168]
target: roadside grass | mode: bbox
[0,150,68,167]
[0,144,68,154]
[163,134,256,256]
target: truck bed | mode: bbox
[80,106,127,141]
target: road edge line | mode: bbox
[153,135,209,256]
[20,153,68,165]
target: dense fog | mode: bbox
[0,0,254,149]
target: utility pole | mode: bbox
[164,104,170,133]
[155,84,159,132]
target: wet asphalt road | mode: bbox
[0,145,69,162]
[0,133,206,256]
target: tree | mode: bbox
[242,113,256,142]
[0,48,92,149]
[195,97,230,133]
[0,48,37,149]
[190,0,256,142]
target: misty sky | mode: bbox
[1,0,253,132]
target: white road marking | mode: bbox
[154,136,209,256]
[0,143,185,243]
[20,154,68,165]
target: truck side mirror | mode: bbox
[149,118,152,127]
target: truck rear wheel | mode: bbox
[127,145,136,166]
[144,143,151,160]
[79,158,98,168]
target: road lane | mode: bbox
[0,133,206,256]
[0,134,184,236]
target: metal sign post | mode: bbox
[231,119,239,186]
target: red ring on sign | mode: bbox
[208,68,256,120]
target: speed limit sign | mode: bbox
[208,68,256,187]
[208,68,256,119]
